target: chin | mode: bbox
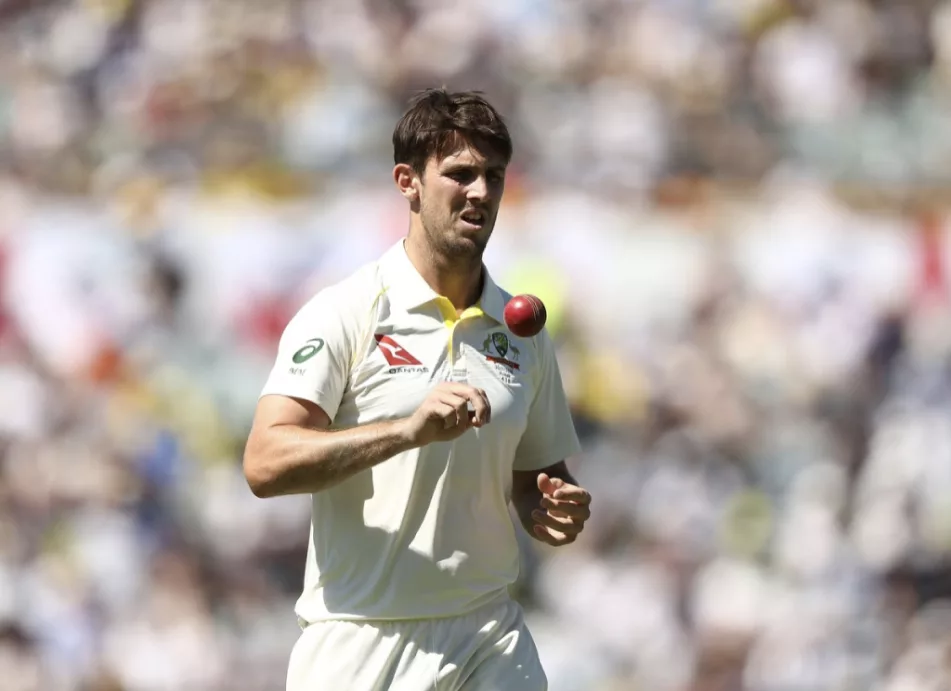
[422,218,491,259]
[443,234,488,259]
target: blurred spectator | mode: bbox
[2,0,951,689]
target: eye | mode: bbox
[447,169,474,184]
[488,171,505,185]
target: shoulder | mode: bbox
[295,258,387,321]
[279,258,389,354]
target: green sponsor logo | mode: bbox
[292,338,325,364]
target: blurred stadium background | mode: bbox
[3,0,951,689]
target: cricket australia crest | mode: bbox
[480,331,520,370]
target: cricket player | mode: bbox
[244,89,593,691]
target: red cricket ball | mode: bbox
[504,294,547,338]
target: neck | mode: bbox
[404,232,483,311]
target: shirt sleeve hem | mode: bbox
[258,386,340,421]
[512,443,582,472]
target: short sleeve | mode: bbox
[513,330,582,471]
[259,293,354,422]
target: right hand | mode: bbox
[403,382,491,446]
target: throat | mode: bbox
[430,265,484,312]
[405,237,484,311]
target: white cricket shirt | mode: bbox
[260,240,581,622]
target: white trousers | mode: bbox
[285,599,547,691]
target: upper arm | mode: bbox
[513,330,582,471]
[258,288,358,423]
[245,394,331,464]
[252,394,332,433]
[246,287,356,468]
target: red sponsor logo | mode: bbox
[374,335,422,366]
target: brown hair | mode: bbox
[393,89,513,174]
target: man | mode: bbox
[244,89,592,691]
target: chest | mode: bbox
[339,311,537,436]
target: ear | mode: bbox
[393,163,420,204]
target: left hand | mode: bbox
[530,473,592,546]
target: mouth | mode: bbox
[459,208,486,229]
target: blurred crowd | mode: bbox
[3,0,951,689]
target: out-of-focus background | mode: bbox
[3,0,951,689]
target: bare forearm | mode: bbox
[245,420,416,497]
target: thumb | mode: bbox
[537,473,561,496]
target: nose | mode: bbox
[466,174,489,202]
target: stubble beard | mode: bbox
[421,209,489,269]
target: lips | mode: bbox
[460,208,486,226]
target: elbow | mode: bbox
[245,470,277,499]
[243,461,276,498]
[243,445,281,499]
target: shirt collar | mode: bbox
[380,240,506,324]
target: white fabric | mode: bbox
[260,240,581,623]
[285,599,546,691]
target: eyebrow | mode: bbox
[443,162,506,175]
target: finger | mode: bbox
[540,497,591,520]
[463,395,485,427]
[466,409,486,428]
[444,384,492,417]
[448,385,490,426]
[532,524,560,545]
[537,473,556,495]
[443,382,481,397]
[437,403,460,429]
[437,393,471,429]
[452,397,469,428]
[437,401,468,429]
[533,523,572,546]
[474,388,491,425]
[436,391,468,409]
[551,484,592,505]
[468,388,490,426]
[538,474,570,497]
[532,509,582,535]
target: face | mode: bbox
[403,143,507,261]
